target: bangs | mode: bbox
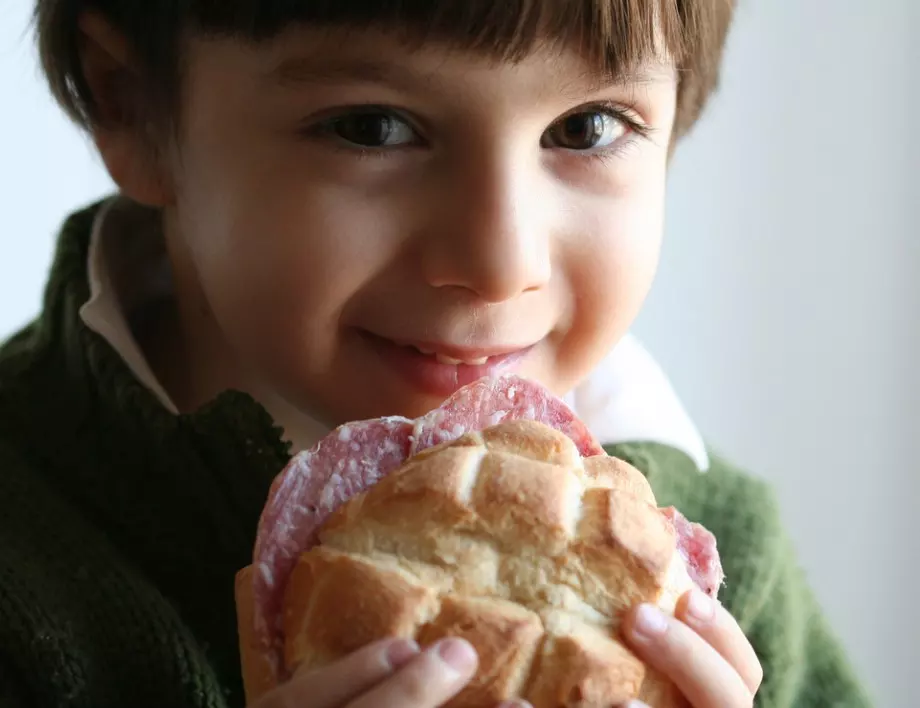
[191,0,701,79]
[40,0,734,138]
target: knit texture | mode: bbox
[0,203,872,707]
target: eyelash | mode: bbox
[575,101,654,164]
[300,101,654,163]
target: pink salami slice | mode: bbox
[251,416,413,678]
[662,507,725,598]
[250,375,603,682]
[412,374,604,457]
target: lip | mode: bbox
[361,331,535,398]
[388,338,529,362]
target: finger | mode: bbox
[675,590,764,693]
[347,637,479,708]
[257,638,420,708]
[623,604,752,707]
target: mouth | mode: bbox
[359,331,536,397]
[391,339,527,366]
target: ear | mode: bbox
[78,12,174,207]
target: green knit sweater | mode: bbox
[0,204,872,708]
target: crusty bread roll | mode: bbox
[236,420,707,707]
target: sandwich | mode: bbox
[235,375,723,707]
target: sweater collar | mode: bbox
[49,200,292,477]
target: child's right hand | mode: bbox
[251,636,525,708]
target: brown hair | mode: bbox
[35,0,736,141]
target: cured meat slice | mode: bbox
[412,375,604,457]
[251,417,414,677]
[662,507,724,598]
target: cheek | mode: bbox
[171,124,406,369]
[562,170,666,365]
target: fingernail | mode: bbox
[622,702,651,708]
[686,589,715,623]
[383,638,420,670]
[633,604,668,638]
[497,701,533,708]
[435,638,478,674]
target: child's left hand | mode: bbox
[622,589,763,707]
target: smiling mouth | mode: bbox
[359,331,536,396]
[396,343,519,367]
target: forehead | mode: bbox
[187,25,677,108]
[183,0,685,100]
[266,29,676,92]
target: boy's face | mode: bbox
[142,28,677,425]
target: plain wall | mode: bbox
[635,1,918,705]
[1,0,115,332]
[1,0,916,705]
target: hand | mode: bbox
[621,590,763,707]
[251,636,530,708]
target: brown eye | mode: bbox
[543,111,626,150]
[328,112,416,148]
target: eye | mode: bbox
[324,111,417,148]
[542,111,628,151]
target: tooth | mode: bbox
[434,353,491,366]
[435,353,464,365]
[415,346,436,355]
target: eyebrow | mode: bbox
[269,56,440,92]
[578,66,675,94]
[268,54,674,97]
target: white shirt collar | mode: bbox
[79,197,709,471]
[79,197,179,414]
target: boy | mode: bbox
[0,1,871,707]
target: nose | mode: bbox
[420,153,552,303]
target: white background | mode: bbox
[1,0,916,705]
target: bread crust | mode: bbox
[237,421,695,707]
